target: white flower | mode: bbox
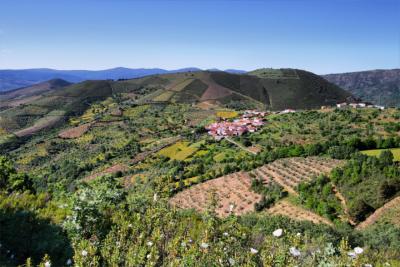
[147,241,153,247]
[354,247,364,254]
[181,241,186,247]
[223,232,229,237]
[347,251,356,258]
[229,204,234,212]
[250,248,258,254]
[44,261,51,267]
[146,254,151,259]
[296,232,301,237]
[273,228,283,237]
[81,250,88,257]
[364,264,373,267]
[66,259,72,265]
[228,258,235,265]
[153,193,158,202]
[200,242,209,249]
[128,224,132,228]
[289,247,301,257]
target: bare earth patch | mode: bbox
[84,164,129,182]
[59,123,93,139]
[356,196,400,230]
[170,157,344,223]
[14,113,65,137]
[196,100,220,110]
[267,200,333,226]
[200,74,232,101]
[250,157,344,195]
[169,172,262,217]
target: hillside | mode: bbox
[111,69,354,110]
[0,69,354,138]
[2,101,400,265]
[0,80,112,137]
[323,69,400,107]
[0,67,244,92]
[0,79,71,109]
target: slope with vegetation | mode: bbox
[0,75,399,265]
[324,69,400,107]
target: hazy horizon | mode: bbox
[1,0,399,74]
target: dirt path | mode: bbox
[332,185,356,225]
[225,137,258,155]
[267,200,333,226]
[356,196,400,230]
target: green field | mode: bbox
[361,148,400,161]
[157,141,198,160]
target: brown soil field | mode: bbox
[356,196,400,230]
[0,95,42,108]
[200,74,232,101]
[170,157,344,222]
[267,200,333,226]
[251,157,344,194]
[196,100,220,110]
[169,172,262,217]
[58,123,93,139]
[84,164,129,181]
[14,115,65,137]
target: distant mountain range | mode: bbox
[323,69,400,107]
[0,67,245,92]
[3,67,399,107]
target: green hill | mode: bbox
[0,69,353,137]
[0,80,112,135]
[323,69,400,107]
[111,69,354,110]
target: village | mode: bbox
[206,110,267,140]
[206,101,386,140]
[335,102,385,110]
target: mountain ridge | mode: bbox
[0,67,245,92]
[323,69,400,106]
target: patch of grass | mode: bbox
[123,105,150,118]
[153,91,175,102]
[216,110,238,119]
[361,148,400,161]
[169,78,194,92]
[157,141,198,161]
[213,152,226,162]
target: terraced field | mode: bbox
[157,141,198,161]
[267,200,333,226]
[170,157,344,222]
[356,196,400,230]
[169,172,262,217]
[84,163,129,181]
[58,122,93,139]
[250,157,344,194]
[167,78,194,92]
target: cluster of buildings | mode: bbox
[242,110,267,118]
[206,110,266,140]
[336,102,385,110]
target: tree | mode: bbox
[379,150,394,166]
[0,156,34,193]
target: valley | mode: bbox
[1,70,400,266]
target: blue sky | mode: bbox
[0,0,399,74]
